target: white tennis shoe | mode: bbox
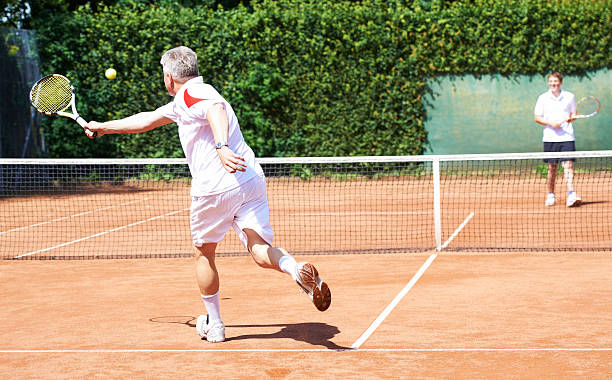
[566,191,581,207]
[294,262,331,312]
[196,315,225,342]
[545,193,555,206]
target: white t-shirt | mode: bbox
[155,77,264,196]
[534,89,577,142]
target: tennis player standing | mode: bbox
[84,46,331,342]
[534,71,581,207]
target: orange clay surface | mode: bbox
[1,172,611,377]
[1,252,611,378]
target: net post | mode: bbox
[433,158,442,251]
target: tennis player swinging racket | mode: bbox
[83,46,331,344]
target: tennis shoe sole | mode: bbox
[295,262,331,311]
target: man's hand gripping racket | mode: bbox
[29,74,97,138]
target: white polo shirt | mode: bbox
[155,77,264,196]
[534,89,577,142]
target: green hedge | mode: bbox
[34,0,611,158]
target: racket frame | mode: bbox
[572,95,601,120]
[30,74,95,137]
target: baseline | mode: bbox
[2,348,611,353]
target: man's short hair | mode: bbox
[548,71,563,83]
[160,46,199,80]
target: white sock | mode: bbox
[201,291,221,323]
[278,255,298,280]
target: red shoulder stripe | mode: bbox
[184,89,207,108]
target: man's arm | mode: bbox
[535,115,563,129]
[84,111,173,137]
[206,103,246,173]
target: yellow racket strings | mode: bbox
[30,75,73,114]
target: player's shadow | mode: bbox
[576,200,606,207]
[149,316,348,350]
[225,322,348,350]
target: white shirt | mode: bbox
[155,77,263,196]
[534,89,577,142]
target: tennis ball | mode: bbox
[105,68,117,80]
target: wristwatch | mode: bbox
[215,142,229,149]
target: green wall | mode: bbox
[424,69,611,155]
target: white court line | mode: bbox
[1,348,610,353]
[351,253,438,349]
[290,211,431,216]
[0,199,148,236]
[438,212,475,251]
[13,208,189,259]
[293,210,554,217]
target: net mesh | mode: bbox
[1,152,611,260]
[29,75,72,114]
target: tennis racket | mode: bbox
[569,95,601,122]
[29,74,96,138]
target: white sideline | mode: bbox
[13,208,189,259]
[0,199,148,236]
[351,253,438,349]
[438,212,475,251]
[350,213,474,349]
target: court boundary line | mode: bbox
[13,208,190,259]
[351,253,438,349]
[438,212,475,251]
[289,211,432,216]
[0,198,148,236]
[2,348,611,353]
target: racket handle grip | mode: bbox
[76,116,97,138]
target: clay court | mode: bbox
[1,161,611,378]
[2,252,612,378]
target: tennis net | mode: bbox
[1,151,611,259]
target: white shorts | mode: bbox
[190,175,273,249]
